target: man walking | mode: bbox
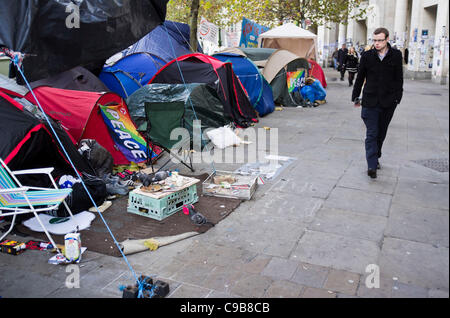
[337,44,348,81]
[352,28,403,179]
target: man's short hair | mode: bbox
[374,27,389,39]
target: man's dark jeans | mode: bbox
[361,105,397,170]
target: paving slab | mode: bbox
[379,237,449,290]
[391,282,429,298]
[428,289,450,298]
[261,257,300,281]
[324,186,392,217]
[263,280,304,298]
[323,269,360,295]
[300,287,337,298]
[310,207,387,242]
[270,175,338,199]
[385,203,449,248]
[393,179,449,211]
[399,161,449,184]
[168,283,212,298]
[337,170,398,195]
[291,230,380,274]
[229,274,273,298]
[289,262,330,288]
[201,265,245,293]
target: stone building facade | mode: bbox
[317,0,449,85]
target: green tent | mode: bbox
[126,83,232,147]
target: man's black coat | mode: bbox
[352,44,403,108]
[337,48,348,65]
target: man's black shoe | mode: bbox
[377,163,381,170]
[368,169,377,179]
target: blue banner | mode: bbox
[239,18,269,48]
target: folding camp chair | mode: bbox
[0,158,75,252]
[144,101,194,173]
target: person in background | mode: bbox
[337,44,348,81]
[358,45,365,57]
[301,77,327,107]
[352,27,403,179]
[331,49,339,70]
[345,47,359,87]
[364,44,373,52]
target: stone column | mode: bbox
[407,0,424,74]
[432,0,449,84]
[338,23,347,46]
[394,0,409,48]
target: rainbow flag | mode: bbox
[100,104,160,163]
[286,69,306,93]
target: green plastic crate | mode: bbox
[127,183,199,221]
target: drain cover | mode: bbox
[413,159,449,172]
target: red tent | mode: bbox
[24,87,160,165]
[309,59,327,89]
[148,53,258,128]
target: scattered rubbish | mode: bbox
[48,247,87,265]
[22,211,96,235]
[25,240,54,251]
[121,275,170,298]
[203,170,257,200]
[234,155,296,182]
[348,280,354,284]
[206,126,242,149]
[64,232,82,263]
[392,277,398,281]
[0,239,26,255]
[89,200,113,213]
[119,232,199,255]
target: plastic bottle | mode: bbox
[64,233,81,263]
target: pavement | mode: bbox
[0,68,448,299]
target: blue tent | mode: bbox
[213,52,275,117]
[123,20,202,62]
[99,21,200,99]
[99,52,166,99]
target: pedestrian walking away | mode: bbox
[345,47,359,86]
[352,27,403,179]
[337,44,348,81]
[331,49,339,70]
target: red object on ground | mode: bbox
[309,59,327,89]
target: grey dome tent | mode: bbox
[262,49,310,107]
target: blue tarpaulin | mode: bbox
[124,21,202,62]
[100,21,201,99]
[239,18,269,48]
[213,52,274,116]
